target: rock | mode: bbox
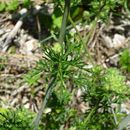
[19,39,40,55]
[112,34,126,48]
[102,34,126,49]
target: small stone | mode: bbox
[112,34,125,48]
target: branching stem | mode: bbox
[33,0,71,129]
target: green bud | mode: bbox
[52,42,62,53]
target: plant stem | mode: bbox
[59,0,71,44]
[33,1,71,129]
[68,15,94,64]
[33,77,56,130]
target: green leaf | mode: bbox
[0,2,6,12]
[103,68,127,94]
[6,0,19,11]
[24,69,42,86]
[23,0,31,8]
[52,14,62,28]
[119,49,130,72]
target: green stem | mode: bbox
[32,1,71,129]
[68,15,94,64]
[124,0,130,14]
[85,106,97,123]
[68,15,83,43]
[59,0,71,44]
[33,77,57,130]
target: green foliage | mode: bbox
[0,108,37,130]
[103,68,127,94]
[52,6,63,29]
[24,62,44,86]
[25,40,83,86]
[22,0,31,8]
[23,0,129,126]
[6,0,19,11]
[83,67,128,100]
[0,0,129,130]
[0,0,31,12]
[119,49,130,72]
[83,0,125,21]
[54,0,81,6]
[81,67,128,129]
[0,2,6,12]
[24,40,129,129]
